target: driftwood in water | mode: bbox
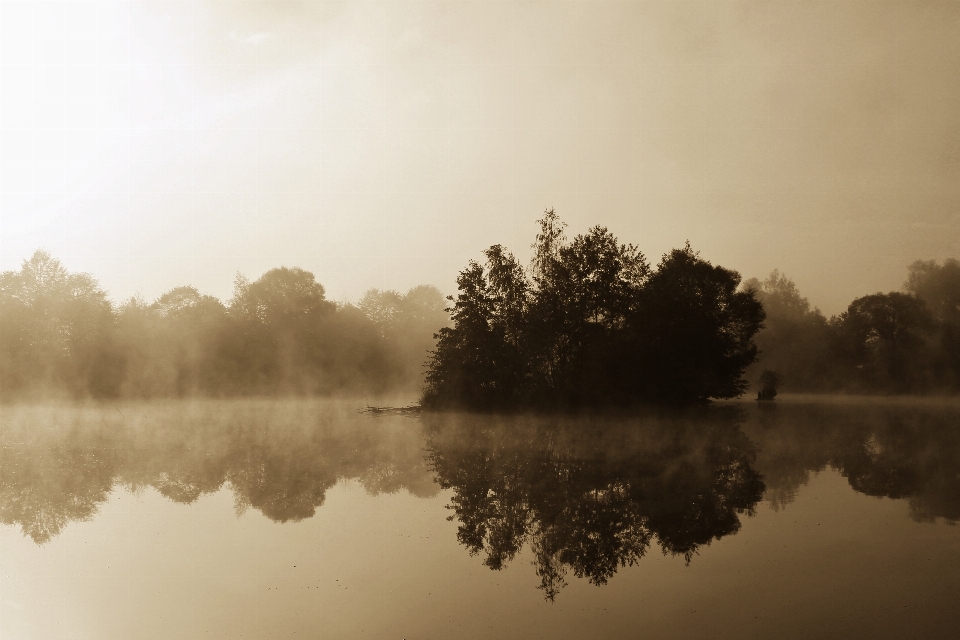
[359,404,422,416]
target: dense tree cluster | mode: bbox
[423,210,765,409]
[0,251,446,400]
[4,224,956,403]
[746,258,960,393]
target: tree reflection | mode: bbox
[425,410,765,600]
[747,402,960,524]
[2,398,958,596]
[0,424,118,544]
[0,401,437,542]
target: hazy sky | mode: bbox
[1,0,958,314]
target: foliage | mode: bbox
[4,242,957,401]
[358,285,450,389]
[0,251,121,398]
[832,292,934,391]
[0,251,445,400]
[904,259,960,387]
[757,370,781,400]
[743,270,834,391]
[632,244,764,404]
[747,262,959,394]
[423,211,764,408]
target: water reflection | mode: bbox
[0,400,436,544]
[1,399,958,598]
[425,409,765,600]
[747,402,960,524]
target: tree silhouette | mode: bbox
[632,243,764,403]
[832,292,934,391]
[424,212,764,409]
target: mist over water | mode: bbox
[3,397,959,637]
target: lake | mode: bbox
[2,397,959,639]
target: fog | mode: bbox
[2,1,959,316]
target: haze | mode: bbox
[1,1,958,314]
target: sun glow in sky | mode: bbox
[2,1,958,313]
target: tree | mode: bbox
[115,287,228,397]
[221,267,337,394]
[359,285,449,390]
[230,267,334,328]
[744,270,834,391]
[423,260,524,408]
[525,220,650,403]
[905,259,960,388]
[757,370,781,400]
[358,289,405,337]
[905,259,960,323]
[0,251,121,398]
[833,292,934,391]
[630,244,764,403]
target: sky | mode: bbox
[1,0,958,315]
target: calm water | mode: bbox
[2,397,959,639]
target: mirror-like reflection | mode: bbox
[425,409,765,599]
[0,400,436,544]
[746,401,960,524]
[2,398,958,602]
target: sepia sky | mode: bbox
[1,1,958,315]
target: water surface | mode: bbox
[2,397,959,638]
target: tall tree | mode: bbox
[223,267,336,393]
[423,260,523,408]
[633,244,764,403]
[832,292,934,391]
[0,251,120,398]
[359,285,449,390]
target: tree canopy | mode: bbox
[0,251,446,400]
[0,251,120,398]
[423,211,765,409]
[747,262,959,394]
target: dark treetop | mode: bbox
[422,210,765,409]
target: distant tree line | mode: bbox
[4,218,957,403]
[0,251,447,400]
[423,210,765,409]
[746,258,960,394]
